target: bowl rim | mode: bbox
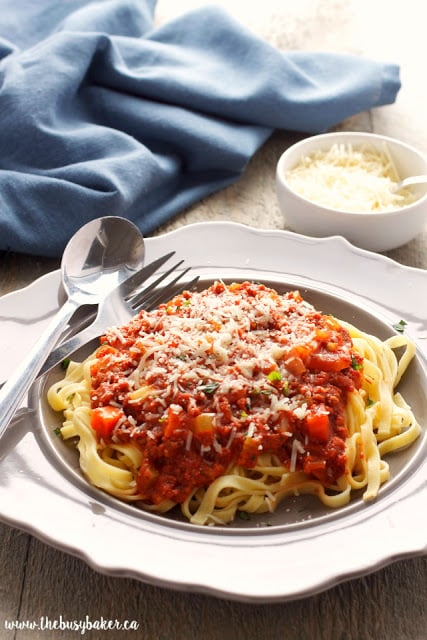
[276,131,427,219]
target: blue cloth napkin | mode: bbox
[0,1,400,256]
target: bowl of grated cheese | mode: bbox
[276,131,427,251]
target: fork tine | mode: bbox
[118,251,176,299]
[129,265,191,310]
[136,274,200,312]
[151,275,200,308]
[124,259,185,304]
[134,267,192,310]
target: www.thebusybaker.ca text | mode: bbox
[4,615,140,634]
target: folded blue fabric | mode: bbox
[0,1,400,256]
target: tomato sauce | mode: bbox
[89,282,363,505]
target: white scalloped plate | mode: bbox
[0,222,426,603]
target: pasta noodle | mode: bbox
[47,282,420,526]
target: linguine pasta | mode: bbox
[48,282,420,526]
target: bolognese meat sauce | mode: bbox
[89,282,363,505]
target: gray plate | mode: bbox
[35,272,427,535]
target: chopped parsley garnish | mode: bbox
[392,319,407,333]
[267,370,282,382]
[239,510,250,521]
[351,355,363,371]
[199,381,220,396]
[261,388,273,395]
[282,380,290,396]
[61,357,70,370]
[53,427,61,436]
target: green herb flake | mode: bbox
[282,380,290,396]
[392,319,407,333]
[351,355,363,371]
[239,510,250,521]
[199,381,220,396]
[366,397,375,407]
[267,370,282,382]
[61,357,70,370]
[53,427,61,436]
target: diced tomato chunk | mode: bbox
[192,414,214,434]
[305,410,330,442]
[138,463,159,491]
[307,351,350,372]
[96,344,117,358]
[163,405,186,438]
[237,437,259,468]
[90,405,123,439]
[285,356,306,376]
[303,457,327,481]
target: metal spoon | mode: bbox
[393,175,427,192]
[0,216,145,440]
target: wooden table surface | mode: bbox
[0,1,426,638]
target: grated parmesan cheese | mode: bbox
[290,439,306,472]
[285,143,417,212]
[95,282,360,496]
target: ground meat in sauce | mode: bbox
[89,281,363,505]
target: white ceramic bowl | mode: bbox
[276,132,427,252]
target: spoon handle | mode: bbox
[0,297,79,441]
[395,175,427,191]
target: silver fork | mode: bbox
[37,254,199,378]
